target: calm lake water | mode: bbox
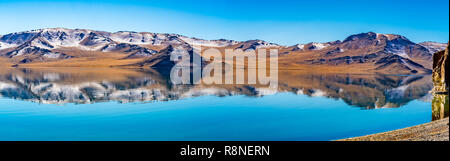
[0,67,444,141]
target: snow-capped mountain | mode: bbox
[0,28,282,66]
[0,28,246,57]
[419,41,447,54]
[338,32,430,59]
[233,39,281,51]
[0,28,445,74]
[288,32,445,73]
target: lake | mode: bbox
[0,67,444,141]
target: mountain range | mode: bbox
[0,28,447,74]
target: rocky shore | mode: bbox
[339,117,449,141]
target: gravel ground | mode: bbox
[339,117,449,141]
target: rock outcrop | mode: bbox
[432,43,449,94]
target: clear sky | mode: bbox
[0,0,448,45]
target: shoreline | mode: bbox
[339,117,449,141]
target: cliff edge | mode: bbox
[432,43,449,94]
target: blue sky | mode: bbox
[0,0,448,45]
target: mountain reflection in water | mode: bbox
[0,67,433,110]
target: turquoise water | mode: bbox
[0,68,434,140]
[0,93,430,141]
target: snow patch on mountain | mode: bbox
[179,36,239,47]
[0,42,18,50]
[385,42,410,58]
[40,28,89,47]
[309,43,329,50]
[110,31,153,45]
[42,52,64,59]
[0,30,39,45]
[419,42,447,54]
[30,38,54,49]
[376,33,405,41]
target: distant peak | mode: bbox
[343,32,377,42]
[43,27,69,30]
[376,33,408,41]
[419,41,447,45]
[343,32,410,43]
